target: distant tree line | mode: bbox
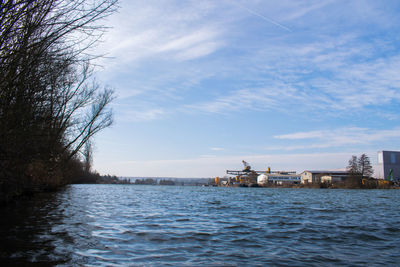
[159,179,176,185]
[0,0,117,203]
[134,178,177,185]
[134,178,157,185]
[74,173,130,184]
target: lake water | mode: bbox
[1,184,400,266]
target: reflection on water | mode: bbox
[1,185,400,266]
[0,188,73,265]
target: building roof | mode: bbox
[302,170,351,175]
[264,174,301,177]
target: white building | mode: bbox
[257,173,301,185]
[301,170,350,184]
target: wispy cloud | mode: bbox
[183,32,400,117]
[274,127,400,149]
[279,1,335,21]
[98,1,400,120]
[119,108,166,122]
[210,147,224,151]
[155,28,222,61]
[97,1,225,68]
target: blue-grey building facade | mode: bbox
[376,151,400,181]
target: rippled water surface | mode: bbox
[1,185,400,266]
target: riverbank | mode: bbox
[216,180,399,189]
[1,172,126,206]
[257,181,399,189]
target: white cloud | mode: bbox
[174,41,221,61]
[274,127,400,149]
[263,144,342,151]
[96,0,226,68]
[185,87,284,114]
[96,1,400,120]
[182,32,400,116]
[157,28,219,52]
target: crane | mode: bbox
[242,160,251,172]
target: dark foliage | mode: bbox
[159,179,175,185]
[73,171,130,184]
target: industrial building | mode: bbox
[226,162,301,186]
[375,151,400,181]
[257,173,301,185]
[301,170,350,184]
[226,152,400,187]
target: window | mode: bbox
[392,153,396,164]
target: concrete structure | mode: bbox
[301,170,350,184]
[257,173,301,185]
[375,151,400,181]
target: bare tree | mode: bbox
[347,155,359,174]
[358,154,373,178]
[0,0,118,199]
[82,139,93,174]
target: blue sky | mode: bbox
[92,0,400,177]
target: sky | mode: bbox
[91,0,400,178]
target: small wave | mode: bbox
[232,237,253,243]
[176,218,190,222]
[385,227,400,233]
[206,200,222,205]
[354,233,388,242]
[224,224,248,229]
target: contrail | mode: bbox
[233,2,292,32]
